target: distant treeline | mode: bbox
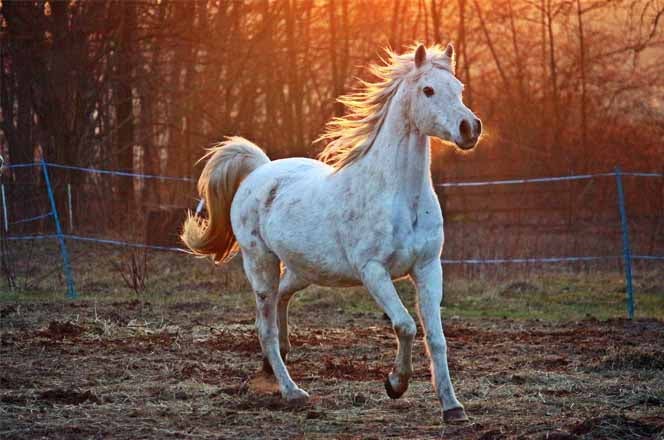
[1,0,663,210]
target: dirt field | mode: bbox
[1,288,663,440]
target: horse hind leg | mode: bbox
[276,268,308,361]
[260,268,308,374]
[242,250,309,402]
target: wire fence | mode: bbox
[1,160,663,317]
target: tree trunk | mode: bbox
[328,0,344,117]
[389,0,401,49]
[116,1,137,217]
[140,0,167,207]
[507,0,527,105]
[285,0,304,154]
[430,0,442,44]
[473,0,510,91]
[546,0,560,146]
[457,0,473,107]
[261,0,277,151]
[575,0,588,149]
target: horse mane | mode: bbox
[317,44,454,170]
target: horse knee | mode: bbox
[395,318,417,340]
[256,313,278,344]
[426,336,447,354]
[255,288,274,303]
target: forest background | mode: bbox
[0,0,662,234]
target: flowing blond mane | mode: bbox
[317,44,454,170]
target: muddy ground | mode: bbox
[1,296,663,439]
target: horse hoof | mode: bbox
[443,407,469,424]
[285,387,310,404]
[384,376,408,399]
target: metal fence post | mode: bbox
[195,198,205,215]
[41,160,77,299]
[67,183,74,232]
[1,184,8,232]
[614,166,634,319]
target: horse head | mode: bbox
[408,44,482,150]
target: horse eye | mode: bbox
[423,86,435,97]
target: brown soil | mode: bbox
[1,298,663,439]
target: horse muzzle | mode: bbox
[456,117,481,150]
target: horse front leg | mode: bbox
[411,258,467,423]
[361,261,417,399]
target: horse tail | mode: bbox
[181,137,270,264]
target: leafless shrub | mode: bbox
[113,249,149,296]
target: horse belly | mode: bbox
[262,192,363,287]
[278,244,361,287]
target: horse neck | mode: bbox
[346,93,432,201]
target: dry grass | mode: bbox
[2,241,664,438]
[1,290,663,439]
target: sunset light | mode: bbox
[1,1,663,438]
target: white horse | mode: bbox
[182,43,481,423]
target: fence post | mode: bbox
[195,198,205,215]
[614,166,634,319]
[67,183,73,232]
[1,184,8,232]
[41,160,77,299]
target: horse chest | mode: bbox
[363,205,424,277]
[392,218,438,274]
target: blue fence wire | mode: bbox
[3,161,194,182]
[63,234,188,253]
[635,255,664,261]
[437,173,612,187]
[441,256,617,264]
[6,234,187,252]
[3,163,38,170]
[6,234,58,241]
[9,211,53,225]
[6,232,662,261]
[2,160,663,316]
[5,161,663,183]
[7,233,663,262]
[621,171,664,178]
[436,171,664,187]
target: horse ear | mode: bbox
[445,43,455,60]
[414,44,427,68]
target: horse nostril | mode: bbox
[475,118,482,135]
[459,119,471,140]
